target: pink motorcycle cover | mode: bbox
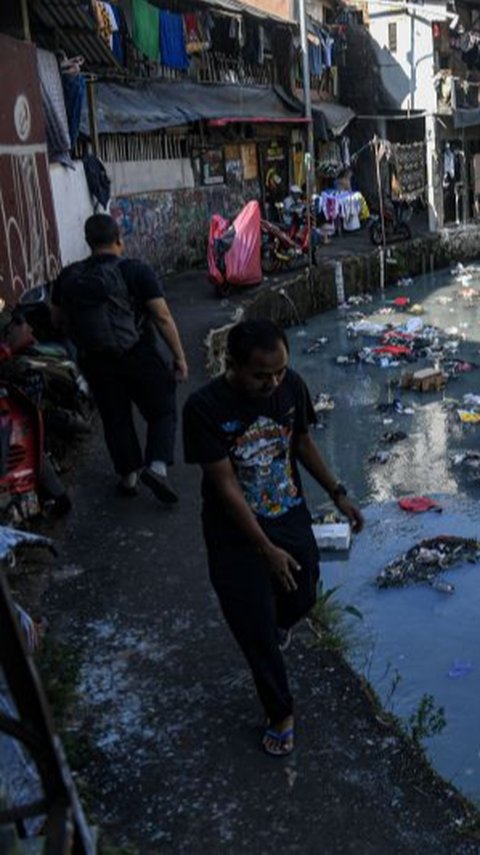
[225,200,262,287]
[207,201,262,288]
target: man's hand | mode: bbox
[334,495,364,533]
[174,357,189,382]
[264,544,301,592]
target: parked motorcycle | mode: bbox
[369,198,413,245]
[260,205,320,274]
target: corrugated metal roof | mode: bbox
[29,0,120,70]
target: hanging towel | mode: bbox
[159,11,189,70]
[132,0,159,61]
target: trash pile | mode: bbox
[377,535,480,590]
[457,393,480,423]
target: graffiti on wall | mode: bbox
[0,151,59,304]
[0,35,60,306]
[111,181,260,273]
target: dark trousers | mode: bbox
[81,341,177,477]
[204,505,319,724]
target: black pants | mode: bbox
[81,340,177,476]
[204,504,319,724]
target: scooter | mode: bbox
[369,198,412,245]
[260,206,320,273]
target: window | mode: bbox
[388,22,398,52]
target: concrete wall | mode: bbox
[244,0,293,21]
[367,5,437,112]
[0,35,60,305]
[111,180,260,272]
[108,159,195,196]
[49,161,93,265]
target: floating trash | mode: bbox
[377,536,480,589]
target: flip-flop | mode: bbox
[262,726,295,756]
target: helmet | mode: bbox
[290,185,302,196]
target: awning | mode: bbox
[29,0,120,71]
[312,102,355,139]
[80,81,306,135]
[453,108,480,129]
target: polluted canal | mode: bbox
[289,262,480,805]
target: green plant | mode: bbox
[408,693,447,745]
[307,583,363,653]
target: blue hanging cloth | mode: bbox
[159,11,189,70]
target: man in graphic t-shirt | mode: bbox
[183,319,363,757]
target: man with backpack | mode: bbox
[52,214,188,503]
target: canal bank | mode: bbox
[33,262,480,852]
[206,224,480,372]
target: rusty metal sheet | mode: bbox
[0,34,60,306]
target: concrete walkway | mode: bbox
[42,270,480,854]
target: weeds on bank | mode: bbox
[307,582,364,653]
[408,693,447,745]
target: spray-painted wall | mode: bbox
[111,178,260,272]
[0,35,60,305]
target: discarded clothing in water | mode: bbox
[369,450,391,464]
[303,336,329,354]
[398,496,442,513]
[377,535,480,589]
[313,393,335,412]
[450,450,480,470]
[380,430,407,444]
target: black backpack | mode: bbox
[60,258,140,357]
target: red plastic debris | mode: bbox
[398,497,442,513]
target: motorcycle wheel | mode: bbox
[261,241,280,274]
[369,222,384,246]
[396,223,412,241]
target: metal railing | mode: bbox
[0,569,94,853]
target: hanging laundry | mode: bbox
[308,31,322,76]
[132,0,159,61]
[321,34,335,68]
[159,11,189,70]
[92,1,118,48]
[111,2,129,64]
[61,71,86,149]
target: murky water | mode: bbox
[289,263,480,804]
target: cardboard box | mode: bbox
[312,523,351,551]
[401,368,446,392]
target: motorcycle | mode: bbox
[260,204,320,274]
[369,198,413,246]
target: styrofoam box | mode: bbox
[312,523,351,551]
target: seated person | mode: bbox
[334,167,353,192]
[283,185,304,227]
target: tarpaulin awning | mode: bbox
[312,102,355,139]
[80,81,306,135]
[454,108,480,129]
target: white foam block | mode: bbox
[312,523,351,551]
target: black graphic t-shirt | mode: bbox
[183,369,316,527]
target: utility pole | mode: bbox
[298,0,315,267]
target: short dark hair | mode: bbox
[227,319,289,365]
[85,214,120,250]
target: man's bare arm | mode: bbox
[203,458,301,591]
[296,432,364,532]
[145,297,188,381]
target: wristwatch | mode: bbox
[330,482,348,500]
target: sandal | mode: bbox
[262,726,295,756]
